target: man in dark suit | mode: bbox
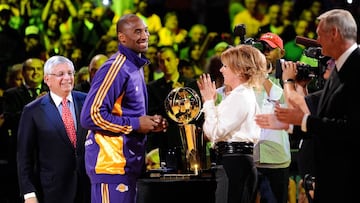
[269,9,359,203]
[2,58,48,203]
[17,55,90,203]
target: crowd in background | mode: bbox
[0,0,359,93]
[0,0,359,202]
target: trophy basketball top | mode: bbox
[164,87,201,125]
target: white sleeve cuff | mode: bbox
[24,192,36,200]
[301,114,309,132]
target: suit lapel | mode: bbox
[318,68,339,115]
[41,94,75,149]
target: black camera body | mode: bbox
[276,46,330,84]
[295,63,319,80]
[233,24,246,44]
[303,174,315,191]
[233,24,265,50]
[275,59,320,81]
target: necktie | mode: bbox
[327,66,338,91]
[61,98,76,148]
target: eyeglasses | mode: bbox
[48,71,75,77]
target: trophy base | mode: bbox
[145,168,214,179]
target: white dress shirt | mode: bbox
[202,84,261,146]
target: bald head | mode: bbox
[89,54,108,81]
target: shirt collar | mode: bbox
[335,43,358,71]
[50,91,73,107]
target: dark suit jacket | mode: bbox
[296,90,323,178]
[294,47,360,202]
[17,91,90,203]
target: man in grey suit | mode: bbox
[17,56,90,203]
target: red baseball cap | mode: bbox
[259,32,283,49]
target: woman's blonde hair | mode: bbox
[221,44,267,88]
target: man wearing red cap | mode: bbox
[260,32,284,48]
[254,32,291,203]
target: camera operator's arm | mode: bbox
[282,61,310,114]
[255,61,311,130]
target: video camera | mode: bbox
[275,36,328,82]
[234,24,265,51]
[276,46,323,81]
[275,36,330,91]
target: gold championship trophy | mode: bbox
[164,87,203,175]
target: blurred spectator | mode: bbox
[308,1,322,18]
[278,0,296,44]
[1,0,21,30]
[23,2,44,31]
[207,41,230,58]
[42,12,61,53]
[0,5,26,90]
[143,44,163,83]
[186,42,206,78]
[90,22,117,57]
[178,59,195,79]
[42,0,77,33]
[297,7,317,39]
[5,63,24,90]
[74,66,89,86]
[104,38,118,58]
[91,3,114,32]
[279,0,295,28]
[71,0,107,61]
[24,25,48,61]
[50,32,79,61]
[157,11,187,51]
[0,62,23,97]
[148,31,159,46]
[179,23,208,59]
[70,47,86,70]
[135,0,162,33]
[232,0,267,39]
[228,0,246,29]
[88,54,108,83]
[74,54,108,93]
[258,3,284,37]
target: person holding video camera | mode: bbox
[256,9,360,203]
[253,32,291,203]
